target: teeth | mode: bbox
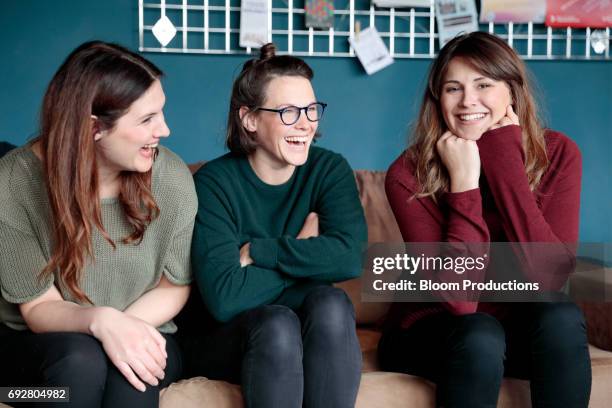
[459,113,486,121]
[285,136,308,143]
[143,143,159,149]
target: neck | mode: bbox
[248,151,295,185]
[96,157,121,199]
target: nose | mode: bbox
[156,112,170,138]
[460,87,478,107]
[294,108,312,130]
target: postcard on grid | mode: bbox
[240,0,270,48]
[349,27,394,75]
[435,0,478,47]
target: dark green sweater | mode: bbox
[192,146,367,323]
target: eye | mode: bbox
[141,116,153,124]
[445,86,460,93]
[283,106,299,114]
[477,83,492,89]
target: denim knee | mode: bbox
[247,305,302,360]
[448,313,506,377]
[300,286,356,339]
[530,302,587,351]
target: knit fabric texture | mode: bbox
[0,145,197,333]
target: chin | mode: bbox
[287,155,309,167]
[451,127,485,141]
[281,145,311,167]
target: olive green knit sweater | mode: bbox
[0,145,197,333]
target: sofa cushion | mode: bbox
[334,170,403,325]
[160,377,243,408]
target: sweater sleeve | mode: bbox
[477,125,581,290]
[249,155,367,282]
[191,169,296,323]
[160,156,198,286]
[385,156,490,314]
[0,220,54,304]
[0,153,54,304]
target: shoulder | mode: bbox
[0,146,46,229]
[193,152,239,187]
[543,129,582,179]
[544,129,581,162]
[152,146,197,210]
[0,146,43,202]
[308,145,345,165]
[386,149,418,190]
[304,146,352,176]
[154,146,192,178]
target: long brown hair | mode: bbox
[37,41,162,302]
[226,43,315,155]
[411,32,548,199]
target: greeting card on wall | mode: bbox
[348,27,394,75]
[480,0,546,23]
[240,0,270,48]
[435,0,478,47]
[305,0,335,29]
[372,0,431,8]
[546,0,612,28]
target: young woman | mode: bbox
[0,41,197,407]
[380,32,591,407]
[181,43,367,408]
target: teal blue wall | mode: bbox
[1,0,610,243]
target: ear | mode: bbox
[239,107,258,133]
[91,115,105,141]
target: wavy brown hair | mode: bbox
[226,43,315,155]
[36,41,162,303]
[411,31,548,199]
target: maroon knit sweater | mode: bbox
[385,125,582,329]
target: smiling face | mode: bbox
[440,57,512,141]
[95,79,169,180]
[245,75,318,181]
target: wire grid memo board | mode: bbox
[139,0,611,60]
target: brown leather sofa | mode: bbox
[157,169,612,408]
[1,169,609,408]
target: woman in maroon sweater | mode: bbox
[380,32,591,407]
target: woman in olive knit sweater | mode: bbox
[0,42,197,407]
[180,43,367,408]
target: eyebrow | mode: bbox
[138,112,156,120]
[443,77,488,85]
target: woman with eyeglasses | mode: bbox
[0,41,197,406]
[178,43,366,407]
[380,32,590,407]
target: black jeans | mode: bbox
[0,325,182,408]
[378,302,592,408]
[177,285,362,408]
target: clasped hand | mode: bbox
[437,105,519,192]
[90,307,167,392]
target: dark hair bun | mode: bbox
[259,43,277,61]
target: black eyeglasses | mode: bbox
[257,102,327,126]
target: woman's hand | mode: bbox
[240,243,254,267]
[297,212,319,239]
[89,307,167,392]
[488,104,520,131]
[436,131,481,192]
